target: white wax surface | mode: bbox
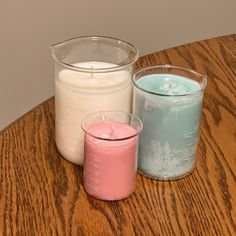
[58,62,129,90]
[55,61,132,165]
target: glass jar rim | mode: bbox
[81,111,143,141]
[132,64,207,97]
[51,35,139,73]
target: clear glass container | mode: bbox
[132,64,207,180]
[51,36,138,165]
[81,111,143,200]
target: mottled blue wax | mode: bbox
[133,74,204,179]
[136,74,201,95]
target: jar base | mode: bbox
[137,166,196,181]
[84,186,135,201]
[55,142,84,165]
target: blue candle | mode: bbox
[132,66,207,180]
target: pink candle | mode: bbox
[82,112,142,200]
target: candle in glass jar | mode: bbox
[82,112,142,201]
[55,62,132,165]
[133,68,206,180]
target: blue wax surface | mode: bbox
[133,74,204,179]
[136,74,201,95]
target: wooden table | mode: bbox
[0,34,235,235]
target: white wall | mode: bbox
[0,0,235,130]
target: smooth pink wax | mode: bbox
[84,121,138,200]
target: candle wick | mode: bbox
[110,126,115,139]
[99,112,105,121]
[91,66,94,78]
[168,82,173,95]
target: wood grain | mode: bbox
[0,34,235,236]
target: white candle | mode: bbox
[55,61,132,165]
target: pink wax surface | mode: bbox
[84,121,138,200]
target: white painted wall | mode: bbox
[0,0,235,130]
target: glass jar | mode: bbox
[51,36,138,165]
[132,65,207,180]
[81,111,142,200]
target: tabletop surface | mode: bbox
[0,34,235,236]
